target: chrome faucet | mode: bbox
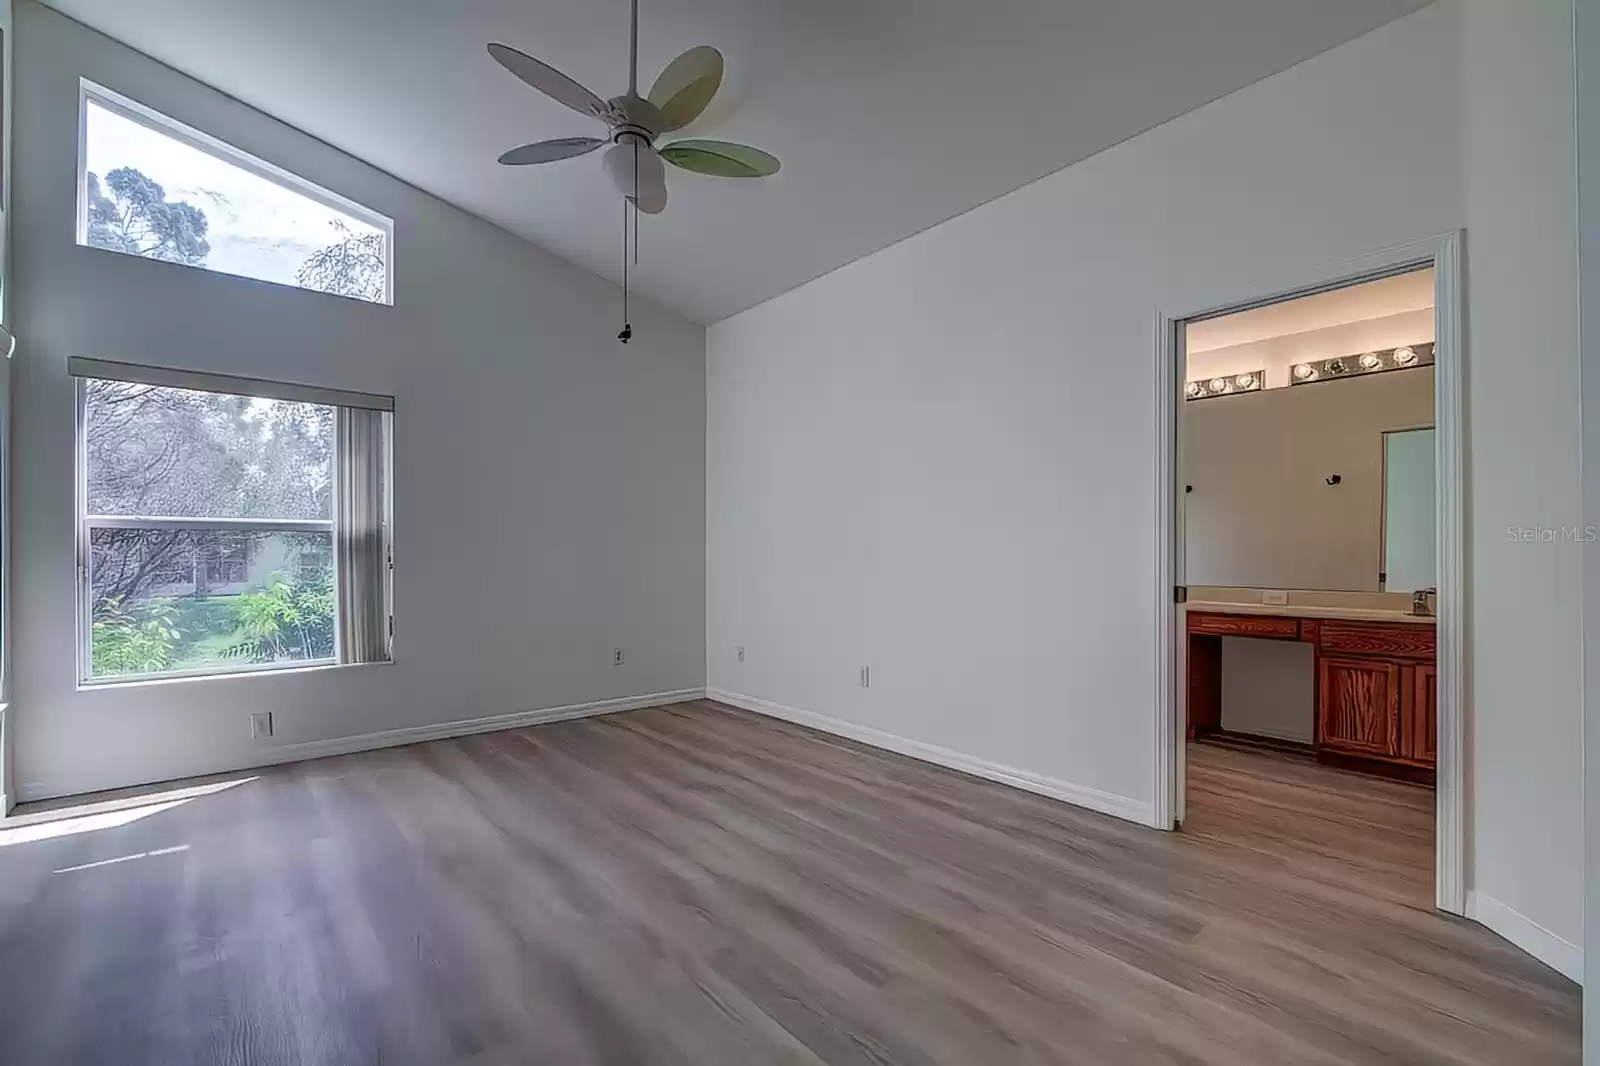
[1411,586,1437,617]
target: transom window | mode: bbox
[76,81,394,305]
[75,360,394,684]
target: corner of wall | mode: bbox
[1466,890,1584,985]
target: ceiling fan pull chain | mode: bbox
[619,190,632,343]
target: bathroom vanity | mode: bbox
[1186,602,1436,782]
[1180,343,1440,784]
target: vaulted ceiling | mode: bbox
[43,0,1432,323]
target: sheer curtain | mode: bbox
[336,407,391,664]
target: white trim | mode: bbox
[77,655,344,691]
[1153,313,1179,831]
[707,689,1156,826]
[1467,890,1584,985]
[69,357,395,413]
[14,688,707,805]
[1577,0,1600,1044]
[0,325,13,359]
[78,79,395,306]
[74,378,91,685]
[86,516,333,533]
[1155,231,1467,915]
[1431,231,1467,917]
[0,704,8,818]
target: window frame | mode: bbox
[75,79,396,306]
[73,379,346,687]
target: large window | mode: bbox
[76,81,393,305]
[75,360,393,684]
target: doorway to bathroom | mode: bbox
[1155,234,1464,915]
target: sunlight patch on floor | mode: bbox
[0,776,257,845]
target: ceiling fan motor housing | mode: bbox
[603,94,666,144]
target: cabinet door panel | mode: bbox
[1317,658,1401,758]
[1407,664,1438,765]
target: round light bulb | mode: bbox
[1358,352,1382,370]
[1292,363,1316,381]
[1235,373,1256,389]
[1326,359,1347,375]
[1185,381,1203,398]
[1208,378,1228,393]
[1392,346,1417,366]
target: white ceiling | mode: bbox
[1188,269,1436,352]
[42,0,1431,324]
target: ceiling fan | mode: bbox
[488,0,780,217]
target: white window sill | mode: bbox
[77,657,392,692]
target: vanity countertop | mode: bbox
[1185,600,1436,625]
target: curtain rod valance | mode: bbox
[67,357,394,413]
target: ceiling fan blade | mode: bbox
[648,46,723,132]
[604,139,668,213]
[660,140,780,178]
[487,43,606,121]
[497,137,606,166]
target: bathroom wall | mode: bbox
[1219,639,1315,743]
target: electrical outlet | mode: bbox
[860,665,871,688]
[736,646,745,663]
[613,647,625,667]
[1263,590,1289,606]
[249,711,273,740]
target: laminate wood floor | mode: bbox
[0,701,1580,1065]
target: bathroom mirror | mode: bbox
[1180,268,1437,595]
[1382,428,1436,591]
[1181,366,1436,593]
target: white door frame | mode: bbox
[1152,231,1466,916]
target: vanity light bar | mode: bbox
[1184,369,1265,401]
[1289,343,1435,386]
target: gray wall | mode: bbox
[707,5,1460,824]
[1460,0,1584,979]
[1220,638,1314,744]
[8,1,707,800]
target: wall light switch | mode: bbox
[860,665,871,688]
[613,648,625,667]
[736,646,745,663]
[250,711,273,740]
[1263,590,1289,606]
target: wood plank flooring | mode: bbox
[0,701,1580,1064]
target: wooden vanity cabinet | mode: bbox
[1187,611,1436,783]
[1312,622,1435,779]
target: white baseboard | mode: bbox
[14,688,706,805]
[1466,890,1583,985]
[706,688,1155,827]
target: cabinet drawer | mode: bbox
[1318,622,1435,659]
[1187,613,1299,639]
